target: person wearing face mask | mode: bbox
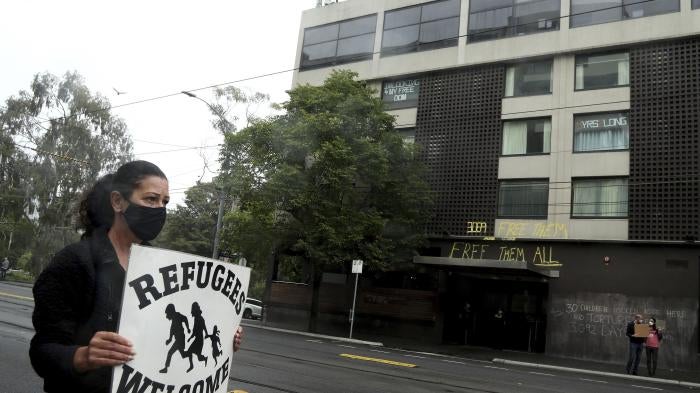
[645,317,663,377]
[29,161,243,393]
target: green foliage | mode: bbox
[155,182,218,258]
[7,270,34,283]
[219,70,432,280]
[16,251,32,271]
[0,71,134,275]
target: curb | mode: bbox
[0,280,34,289]
[493,358,700,388]
[240,322,384,347]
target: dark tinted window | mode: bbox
[382,0,459,56]
[694,0,700,9]
[498,180,549,218]
[570,0,679,28]
[301,15,376,69]
[469,0,559,42]
[505,60,552,97]
[382,78,421,109]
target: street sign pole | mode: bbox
[349,259,363,339]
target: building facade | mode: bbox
[277,0,700,370]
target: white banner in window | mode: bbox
[111,245,250,393]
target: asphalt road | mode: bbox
[0,281,694,393]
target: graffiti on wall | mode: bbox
[448,242,562,267]
[466,221,569,239]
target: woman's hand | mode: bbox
[73,331,135,373]
[233,326,243,352]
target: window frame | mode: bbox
[569,0,680,29]
[300,14,377,70]
[467,0,561,43]
[500,117,552,157]
[574,51,630,91]
[572,110,630,153]
[497,178,550,219]
[503,59,554,98]
[570,176,629,219]
[381,0,460,57]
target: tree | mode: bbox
[0,71,133,275]
[219,70,432,330]
[155,181,219,257]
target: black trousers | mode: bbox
[646,347,659,376]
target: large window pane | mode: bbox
[505,60,552,96]
[339,15,377,38]
[382,25,420,54]
[469,7,513,42]
[513,0,560,35]
[383,78,421,109]
[502,118,551,155]
[304,24,339,45]
[572,178,628,217]
[622,0,678,19]
[419,17,459,46]
[574,112,629,152]
[694,0,700,9]
[575,52,629,90]
[498,180,549,218]
[337,34,375,57]
[471,0,513,12]
[570,0,621,27]
[421,0,460,22]
[301,15,376,68]
[302,41,337,62]
[384,7,421,29]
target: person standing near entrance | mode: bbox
[625,313,645,375]
[645,317,663,377]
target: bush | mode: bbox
[6,270,34,283]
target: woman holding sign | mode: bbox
[29,160,243,393]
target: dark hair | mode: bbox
[78,160,167,238]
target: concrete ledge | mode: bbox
[241,322,384,347]
[493,358,700,388]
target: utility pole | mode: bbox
[181,90,234,260]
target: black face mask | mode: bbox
[123,202,166,241]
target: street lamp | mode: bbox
[181,90,230,260]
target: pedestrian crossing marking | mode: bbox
[340,353,416,368]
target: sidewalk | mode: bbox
[244,322,700,387]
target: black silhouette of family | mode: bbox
[159,302,223,373]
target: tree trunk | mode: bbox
[308,263,322,333]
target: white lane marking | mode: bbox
[580,378,608,384]
[484,365,509,371]
[370,349,390,354]
[404,354,426,359]
[441,359,466,365]
[338,344,356,349]
[529,371,555,377]
[631,385,663,391]
[305,339,323,343]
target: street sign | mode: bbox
[352,259,363,274]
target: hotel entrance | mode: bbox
[442,270,549,352]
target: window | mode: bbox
[572,178,628,218]
[382,78,421,109]
[574,112,628,152]
[301,15,377,69]
[570,0,679,28]
[468,0,560,43]
[382,0,460,56]
[498,180,549,218]
[502,118,551,155]
[694,0,700,9]
[505,60,553,97]
[575,52,629,90]
[398,128,416,144]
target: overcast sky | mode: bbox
[0,0,315,205]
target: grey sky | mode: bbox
[0,0,314,205]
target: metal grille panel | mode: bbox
[416,65,504,236]
[629,38,700,241]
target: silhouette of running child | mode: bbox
[186,302,209,372]
[206,325,223,365]
[159,304,190,373]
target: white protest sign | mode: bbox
[111,245,250,393]
[352,259,363,274]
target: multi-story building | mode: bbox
[276,0,700,370]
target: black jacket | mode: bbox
[30,228,125,393]
[626,321,646,344]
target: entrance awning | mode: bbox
[413,256,559,278]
